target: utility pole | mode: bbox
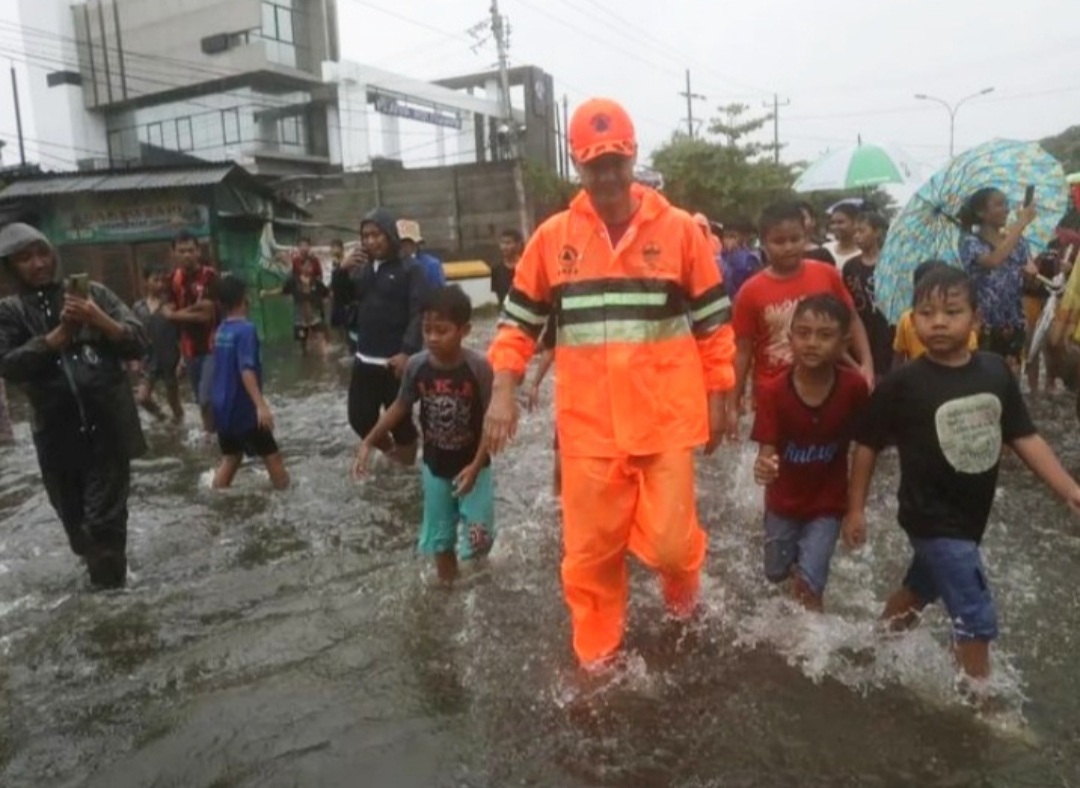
[10,63,25,167]
[763,93,790,164]
[490,0,531,236]
[562,93,570,175]
[678,70,706,139]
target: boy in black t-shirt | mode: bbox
[844,266,1080,682]
[353,285,495,583]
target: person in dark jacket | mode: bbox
[347,208,427,465]
[0,223,147,589]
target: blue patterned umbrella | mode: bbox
[876,139,1068,323]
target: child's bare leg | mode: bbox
[882,586,927,631]
[262,452,290,490]
[200,404,214,434]
[165,383,184,423]
[955,639,991,680]
[553,451,562,496]
[137,380,166,421]
[212,455,243,488]
[791,574,823,612]
[434,551,458,584]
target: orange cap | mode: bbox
[568,98,637,164]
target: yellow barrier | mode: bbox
[444,260,492,280]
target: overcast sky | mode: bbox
[339,0,1078,174]
[0,0,1076,179]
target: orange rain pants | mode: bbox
[560,449,706,665]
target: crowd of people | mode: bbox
[2,96,1080,692]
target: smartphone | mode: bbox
[65,273,90,299]
[1024,185,1036,208]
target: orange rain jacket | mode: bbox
[490,184,736,458]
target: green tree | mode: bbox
[1041,125,1080,174]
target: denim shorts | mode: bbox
[420,464,496,560]
[187,354,214,406]
[903,537,998,642]
[763,510,841,596]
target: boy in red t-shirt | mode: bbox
[734,201,874,410]
[751,294,870,611]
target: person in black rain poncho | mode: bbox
[0,223,147,589]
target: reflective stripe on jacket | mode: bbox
[489,185,735,458]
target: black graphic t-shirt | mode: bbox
[398,348,494,479]
[856,353,1036,543]
[842,255,893,376]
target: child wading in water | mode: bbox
[845,266,1080,681]
[133,266,183,423]
[354,285,495,583]
[210,276,289,490]
[752,295,869,610]
[734,201,875,412]
[262,256,330,356]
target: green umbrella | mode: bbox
[794,142,920,192]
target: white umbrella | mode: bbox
[794,142,921,192]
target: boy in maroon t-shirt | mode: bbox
[751,294,870,611]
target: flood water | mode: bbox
[2,317,1080,788]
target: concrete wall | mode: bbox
[298,161,522,264]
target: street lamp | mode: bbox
[914,87,995,158]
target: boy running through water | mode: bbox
[752,295,869,611]
[845,266,1080,681]
[133,266,183,423]
[354,285,495,584]
[261,255,330,356]
[210,276,289,490]
[734,201,875,413]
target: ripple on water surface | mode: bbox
[1,335,1078,787]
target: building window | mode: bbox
[147,122,164,147]
[177,117,193,151]
[222,108,241,144]
[280,115,301,145]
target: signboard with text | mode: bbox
[49,196,211,245]
[372,93,462,130]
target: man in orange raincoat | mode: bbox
[484,98,737,667]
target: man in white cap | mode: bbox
[397,219,446,289]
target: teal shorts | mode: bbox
[420,464,496,559]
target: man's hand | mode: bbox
[753,453,779,486]
[842,511,867,550]
[61,295,109,330]
[387,353,409,378]
[256,402,274,432]
[483,384,519,455]
[352,441,373,480]
[454,463,481,497]
[345,245,370,269]
[45,322,74,351]
[704,391,729,455]
[526,380,541,412]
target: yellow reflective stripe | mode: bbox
[691,295,731,323]
[557,316,691,347]
[503,298,547,326]
[562,292,670,310]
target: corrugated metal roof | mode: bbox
[0,166,237,200]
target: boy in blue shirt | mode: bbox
[353,285,494,583]
[210,276,289,490]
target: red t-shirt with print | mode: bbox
[750,366,870,520]
[733,261,855,390]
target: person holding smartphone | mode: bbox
[958,187,1039,375]
[0,223,147,589]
